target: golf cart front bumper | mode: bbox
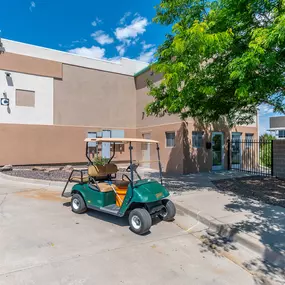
[145,202,166,217]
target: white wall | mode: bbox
[0,70,53,125]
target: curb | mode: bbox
[175,203,285,268]
[0,172,66,188]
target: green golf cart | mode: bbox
[62,138,176,235]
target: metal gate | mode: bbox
[227,139,273,176]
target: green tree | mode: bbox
[259,133,275,167]
[147,0,285,126]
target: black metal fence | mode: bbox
[228,139,273,176]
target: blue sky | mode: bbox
[0,0,168,63]
[0,0,282,134]
[258,106,282,136]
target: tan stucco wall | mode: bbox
[0,52,62,79]
[136,121,258,174]
[54,64,137,128]
[135,70,181,128]
[0,53,259,172]
[0,124,136,166]
[136,123,184,174]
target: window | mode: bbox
[111,130,125,152]
[232,132,241,141]
[278,130,285,138]
[245,133,254,148]
[165,132,175,147]
[87,132,97,148]
[192,132,203,148]
[15,89,35,107]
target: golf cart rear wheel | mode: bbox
[129,208,152,235]
[71,194,87,214]
[161,199,176,221]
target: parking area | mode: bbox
[0,177,257,285]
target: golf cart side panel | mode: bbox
[119,180,170,214]
[133,180,170,203]
[72,184,116,208]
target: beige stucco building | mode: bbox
[269,116,285,139]
[0,39,258,174]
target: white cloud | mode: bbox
[137,41,156,62]
[142,41,155,51]
[138,47,156,63]
[72,39,87,44]
[258,104,274,116]
[91,17,103,27]
[68,46,106,59]
[116,45,126,56]
[120,12,131,24]
[91,30,114,45]
[68,46,122,64]
[115,16,148,42]
[29,1,36,12]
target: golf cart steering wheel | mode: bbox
[122,174,131,182]
[122,164,138,182]
[126,163,139,172]
[124,163,142,182]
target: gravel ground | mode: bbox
[212,176,285,208]
[2,165,88,182]
[4,169,73,182]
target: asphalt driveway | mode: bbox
[0,178,256,285]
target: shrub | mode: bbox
[93,156,109,166]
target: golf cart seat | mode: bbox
[70,176,89,183]
[88,163,118,180]
[96,182,115,193]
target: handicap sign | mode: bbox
[0,98,9,106]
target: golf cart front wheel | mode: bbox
[129,208,152,235]
[71,194,87,214]
[161,199,176,221]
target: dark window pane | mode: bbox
[166,132,175,147]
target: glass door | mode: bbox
[231,132,242,169]
[212,132,224,171]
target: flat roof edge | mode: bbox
[134,65,151,77]
[1,38,148,76]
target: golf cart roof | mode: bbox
[84,138,159,144]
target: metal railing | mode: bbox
[228,139,273,176]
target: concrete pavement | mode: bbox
[171,172,285,270]
[0,177,257,285]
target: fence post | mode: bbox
[227,139,231,170]
[271,140,274,176]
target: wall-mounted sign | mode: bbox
[0,98,9,106]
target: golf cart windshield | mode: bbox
[84,137,163,186]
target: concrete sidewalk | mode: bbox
[171,172,285,268]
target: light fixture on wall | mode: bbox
[0,38,5,54]
[5,72,13,86]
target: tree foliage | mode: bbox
[259,133,275,167]
[147,0,285,126]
